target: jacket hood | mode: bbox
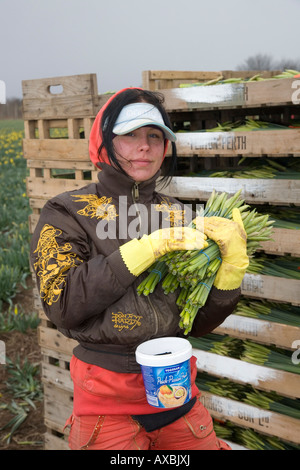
[89,87,170,168]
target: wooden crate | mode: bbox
[259,228,300,257]
[158,73,300,448]
[193,349,300,398]
[241,274,300,306]
[22,74,99,120]
[142,70,281,91]
[22,76,102,236]
[193,348,300,445]
[215,314,299,351]
[165,129,300,158]
[35,301,75,450]
[23,72,300,450]
[160,77,300,111]
[43,382,72,450]
[160,175,300,206]
[199,391,300,446]
[146,72,300,449]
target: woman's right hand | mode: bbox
[147,227,208,259]
[119,227,207,277]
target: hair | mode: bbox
[98,88,177,185]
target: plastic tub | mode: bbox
[135,337,192,408]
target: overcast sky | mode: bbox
[1,0,300,98]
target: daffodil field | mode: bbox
[0,121,31,309]
[0,121,43,447]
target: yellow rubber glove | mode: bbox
[195,208,249,290]
[120,227,208,277]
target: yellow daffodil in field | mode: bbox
[0,129,24,164]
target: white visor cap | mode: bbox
[112,103,177,142]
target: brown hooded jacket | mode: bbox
[30,90,241,373]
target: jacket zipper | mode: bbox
[131,182,142,238]
[132,182,139,201]
[132,182,159,336]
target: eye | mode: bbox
[123,132,135,138]
[149,131,164,140]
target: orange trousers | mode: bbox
[65,395,231,451]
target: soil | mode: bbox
[0,277,46,451]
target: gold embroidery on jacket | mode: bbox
[34,224,82,305]
[154,197,185,227]
[71,194,118,221]
[112,311,142,332]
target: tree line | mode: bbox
[0,98,22,120]
[236,54,300,72]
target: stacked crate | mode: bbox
[147,71,300,449]
[23,72,300,450]
[142,69,281,90]
[22,74,111,450]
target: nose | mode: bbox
[138,135,150,151]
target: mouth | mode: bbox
[131,160,152,167]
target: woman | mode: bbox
[30,87,249,450]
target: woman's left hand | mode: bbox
[194,208,249,290]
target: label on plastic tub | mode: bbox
[140,359,192,408]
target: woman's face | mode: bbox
[113,126,165,182]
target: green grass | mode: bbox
[0,119,31,309]
[0,120,24,132]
